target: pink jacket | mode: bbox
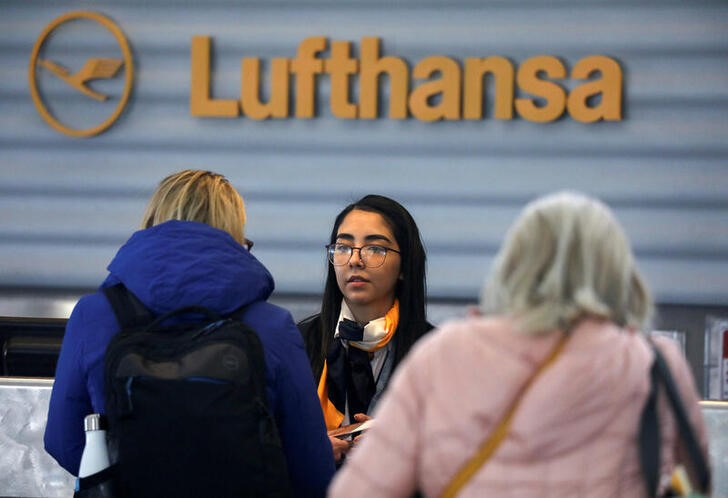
[328,316,709,498]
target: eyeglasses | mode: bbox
[244,238,254,251]
[326,243,401,268]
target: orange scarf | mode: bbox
[317,300,399,430]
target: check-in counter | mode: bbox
[0,378,74,497]
[1,377,726,497]
[701,401,728,495]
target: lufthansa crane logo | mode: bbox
[29,11,134,138]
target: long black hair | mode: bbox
[314,194,428,377]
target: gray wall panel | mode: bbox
[0,1,726,306]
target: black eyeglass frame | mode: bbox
[325,243,401,268]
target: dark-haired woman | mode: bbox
[298,194,433,463]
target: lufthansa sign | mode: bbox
[191,36,623,123]
[28,12,622,135]
[29,11,134,137]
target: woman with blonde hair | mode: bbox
[45,170,335,497]
[329,191,709,497]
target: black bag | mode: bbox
[639,340,711,497]
[73,465,121,498]
[101,283,291,498]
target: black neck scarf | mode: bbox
[326,319,377,417]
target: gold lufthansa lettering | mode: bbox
[463,56,514,120]
[515,56,568,123]
[190,36,238,117]
[189,36,623,123]
[409,56,461,122]
[359,37,409,119]
[241,57,290,120]
[324,41,358,119]
[568,55,623,123]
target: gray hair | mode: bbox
[481,191,652,334]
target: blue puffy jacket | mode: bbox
[44,220,335,496]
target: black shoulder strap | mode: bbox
[640,340,711,496]
[652,343,711,493]
[102,283,155,329]
[639,354,661,497]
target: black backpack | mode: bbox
[101,283,291,498]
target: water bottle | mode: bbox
[77,413,110,478]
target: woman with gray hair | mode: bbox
[329,191,708,498]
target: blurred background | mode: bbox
[1,0,727,392]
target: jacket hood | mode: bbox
[103,220,274,315]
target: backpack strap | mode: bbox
[639,340,711,496]
[102,283,155,329]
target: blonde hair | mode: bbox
[481,191,652,334]
[140,170,247,245]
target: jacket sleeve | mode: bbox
[252,307,336,497]
[43,299,93,476]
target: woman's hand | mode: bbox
[330,414,373,462]
[330,435,352,463]
[352,413,372,445]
